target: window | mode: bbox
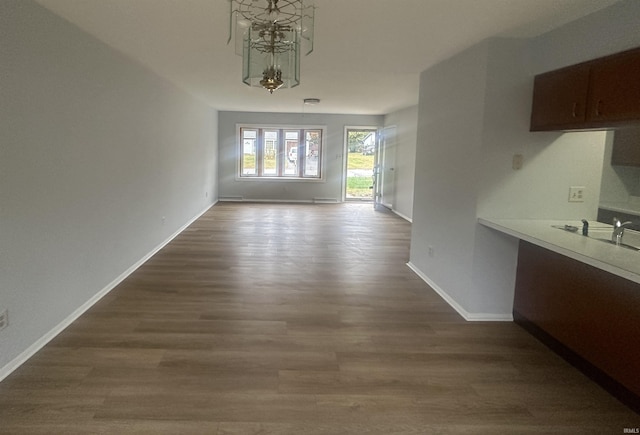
[239,126,324,179]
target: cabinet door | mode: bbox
[530,64,590,131]
[611,128,640,166]
[588,49,640,125]
[514,240,640,400]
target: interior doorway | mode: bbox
[345,128,377,201]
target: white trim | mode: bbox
[406,262,513,322]
[342,125,380,202]
[0,201,217,383]
[235,124,327,181]
[234,176,325,183]
[392,209,412,223]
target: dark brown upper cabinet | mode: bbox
[588,49,640,124]
[530,47,640,132]
[530,64,590,131]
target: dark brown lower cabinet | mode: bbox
[514,240,640,412]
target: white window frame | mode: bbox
[236,124,326,181]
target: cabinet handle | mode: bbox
[596,100,603,117]
[572,102,577,118]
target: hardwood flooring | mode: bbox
[1,202,638,434]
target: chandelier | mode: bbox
[228,0,315,93]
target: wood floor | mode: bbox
[1,202,638,434]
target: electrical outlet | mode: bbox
[0,309,8,332]
[569,186,585,202]
[512,154,523,170]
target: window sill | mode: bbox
[236,176,325,182]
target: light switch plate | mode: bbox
[569,186,585,202]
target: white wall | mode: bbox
[409,0,640,319]
[0,0,218,377]
[477,38,607,221]
[529,0,640,75]
[384,106,418,221]
[409,40,489,318]
[218,111,383,202]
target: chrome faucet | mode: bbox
[612,217,634,245]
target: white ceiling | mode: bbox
[37,0,620,115]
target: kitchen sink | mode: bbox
[553,225,640,251]
[591,238,640,251]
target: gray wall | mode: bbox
[384,106,418,221]
[0,0,218,377]
[600,130,640,207]
[409,0,640,319]
[218,111,383,202]
[410,39,492,318]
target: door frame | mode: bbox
[342,125,379,202]
[378,125,397,209]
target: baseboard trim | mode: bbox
[0,201,216,383]
[406,262,513,322]
[219,198,319,204]
[392,209,412,223]
[219,198,341,204]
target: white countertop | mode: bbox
[478,217,640,284]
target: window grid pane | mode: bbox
[304,130,321,177]
[284,130,300,176]
[263,130,278,176]
[239,127,322,179]
[241,129,257,176]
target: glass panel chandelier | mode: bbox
[228,0,315,93]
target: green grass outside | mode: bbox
[243,154,255,172]
[348,153,374,170]
[242,155,291,171]
[244,153,373,171]
[347,175,372,198]
[243,152,374,198]
[347,152,375,199]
